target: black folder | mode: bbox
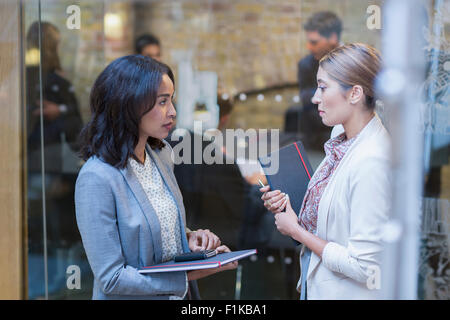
[258,141,314,216]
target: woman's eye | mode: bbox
[319,86,326,91]
[159,99,167,105]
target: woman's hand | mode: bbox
[187,245,238,281]
[274,195,301,238]
[259,185,288,213]
[244,172,267,186]
[187,229,221,252]
[33,99,61,121]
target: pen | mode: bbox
[258,179,265,188]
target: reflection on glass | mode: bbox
[419,0,449,300]
[25,5,90,298]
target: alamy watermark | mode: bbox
[66,5,81,30]
[367,5,382,30]
[66,265,81,290]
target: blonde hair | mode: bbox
[319,43,382,109]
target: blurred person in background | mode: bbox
[25,21,84,297]
[26,21,83,182]
[168,94,275,299]
[288,11,342,151]
[135,33,162,61]
[169,95,273,251]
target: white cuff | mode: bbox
[322,241,368,283]
[322,241,347,274]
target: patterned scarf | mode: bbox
[298,132,358,234]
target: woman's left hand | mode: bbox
[187,229,221,252]
[274,195,301,237]
[187,245,238,281]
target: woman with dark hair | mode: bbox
[75,55,236,300]
[261,43,391,299]
[26,21,83,173]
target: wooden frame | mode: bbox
[0,0,26,300]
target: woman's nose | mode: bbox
[168,101,176,118]
[311,88,321,105]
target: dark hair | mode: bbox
[27,21,62,73]
[78,55,175,168]
[304,11,342,40]
[135,34,161,54]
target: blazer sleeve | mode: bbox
[321,156,391,283]
[75,170,187,297]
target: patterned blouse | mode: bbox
[298,132,358,234]
[129,149,183,263]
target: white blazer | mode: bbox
[299,114,392,300]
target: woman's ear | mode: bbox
[349,85,364,105]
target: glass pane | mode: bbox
[419,0,449,300]
[23,0,46,300]
[24,0,106,299]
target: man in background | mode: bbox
[169,96,272,251]
[135,33,162,61]
[294,11,342,150]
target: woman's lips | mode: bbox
[163,123,173,130]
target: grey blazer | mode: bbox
[75,141,190,299]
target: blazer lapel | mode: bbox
[307,168,337,279]
[147,145,190,252]
[119,164,163,263]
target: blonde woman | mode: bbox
[260,43,391,299]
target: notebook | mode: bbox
[258,140,314,217]
[138,249,257,274]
